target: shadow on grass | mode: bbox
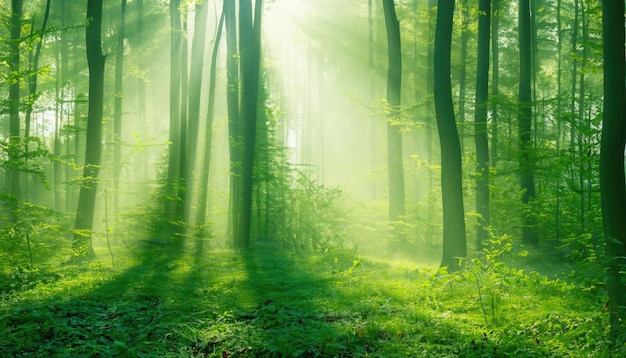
[2,231,600,357]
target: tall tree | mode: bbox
[165,0,183,225]
[236,0,263,248]
[600,0,626,343]
[7,0,23,200]
[224,0,241,242]
[490,0,500,165]
[184,0,210,223]
[382,0,405,221]
[197,8,226,229]
[434,0,467,272]
[518,0,538,245]
[73,0,105,257]
[113,0,127,213]
[457,0,469,149]
[24,0,52,202]
[474,0,490,249]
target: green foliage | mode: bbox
[0,193,73,272]
[252,98,348,253]
[0,244,612,357]
[0,136,53,189]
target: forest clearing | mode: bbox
[1,0,624,356]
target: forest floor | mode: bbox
[0,239,614,357]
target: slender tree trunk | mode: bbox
[555,0,562,243]
[184,0,210,224]
[165,0,182,225]
[569,0,579,181]
[490,0,500,166]
[518,0,538,245]
[426,0,436,245]
[236,0,263,248]
[53,36,62,211]
[7,0,24,201]
[382,0,405,222]
[197,8,226,228]
[457,0,469,150]
[178,14,190,220]
[113,0,127,215]
[577,3,588,230]
[24,0,51,202]
[474,0,490,249]
[225,0,241,242]
[435,0,467,272]
[73,0,105,258]
[600,0,626,343]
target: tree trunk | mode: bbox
[178,15,190,221]
[165,0,182,225]
[434,0,467,272]
[225,0,241,242]
[474,0,490,249]
[184,0,210,224]
[600,0,626,343]
[24,0,52,202]
[7,0,23,201]
[518,0,538,245]
[382,0,405,222]
[197,8,226,228]
[236,0,263,248]
[73,0,105,258]
[113,0,127,215]
[490,0,500,166]
[457,0,469,150]
[555,0,562,243]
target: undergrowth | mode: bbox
[0,239,614,357]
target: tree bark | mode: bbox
[474,0,490,249]
[73,0,105,258]
[197,8,226,227]
[434,0,467,272]
[236,0,263,248]
[382,0,405,222]
[225,0,241,242]
[24,0,52,202]
[184,0,210,223]
[113,0,127,214]
[518,0,538,245]
[600,0,626,343]
[490,0,500,166]
[165,0,182,225]
[7,0,24,200]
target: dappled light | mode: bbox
[0,0,624,356]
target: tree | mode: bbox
[490,0,500,165]
[113,0,127,214]
[236,0,263,248]
[24,0,52,203]
[474,0,490,249]
[6,0,23,201]
[165,0,183,226]
[600,0,626,343]
[518,0,538,245]
[382,0,405,221]
[434,0,466,272]
[73,0,106,257]
[224,0,241,242]
[197,8,226,228]
[184,0,210,223]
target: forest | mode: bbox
[0,0,625,356]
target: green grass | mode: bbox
[0,241,614,357]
